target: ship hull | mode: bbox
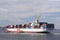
[6,28,47,33]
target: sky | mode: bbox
[0,0,60,29]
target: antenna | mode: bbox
[35,15,41,20]
[34,13,41,20]
[34,15,41,24]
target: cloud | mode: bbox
[1,0,60,13]
[0,8,8,12]
[0,0,60,29]
[48,0,60,1]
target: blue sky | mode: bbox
[0,0,60,29]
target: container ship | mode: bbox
[5,16,54,33]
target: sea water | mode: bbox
[0,28,60,40]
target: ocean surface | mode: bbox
[0,28,60,40]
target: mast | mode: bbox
[34,15,41,24]
[31,15,41,28]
